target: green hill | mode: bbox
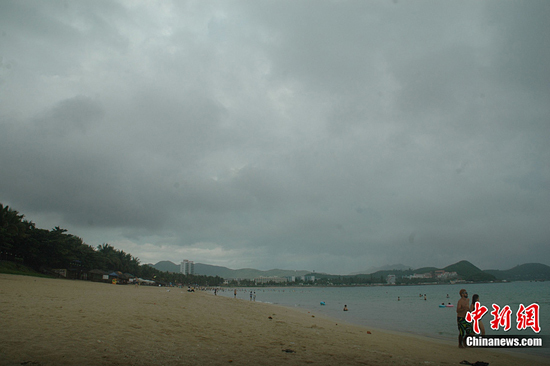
[486,263,550,281]
[337,261,496,283]
[152,260,180,273]
[412,266,439,274]
[444,260,496,281]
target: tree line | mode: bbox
[0,203,223,286]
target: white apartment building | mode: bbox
[180,259,195,275]
[302,275,316,282]
[254,276,288,284]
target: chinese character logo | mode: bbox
[475,303,542,333]
[490,304,512,331]
[516,303,540,333]
[466,302,488,334]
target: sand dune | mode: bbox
[0,274,547,365]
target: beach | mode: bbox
[0,274,547,366]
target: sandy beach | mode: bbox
[0,274,547,366]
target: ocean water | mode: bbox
[218,281,549,356]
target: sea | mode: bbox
[217,281,549,357]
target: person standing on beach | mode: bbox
[457,289,472,348]
[470,294,486,335]
[250,291,253,301]
[234,289,237,298]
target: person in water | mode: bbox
[343,305,348,311]
[470,294,486,335]
[457,289,473,348]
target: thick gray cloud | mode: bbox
[1,0,548,273]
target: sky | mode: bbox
[1,0,549,274]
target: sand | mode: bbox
[0,274,547,366]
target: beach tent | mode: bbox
[117,272,131,284]
[88,269,110,282]
[108,271,126,284]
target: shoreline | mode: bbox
[222,284,548,352]
[1,274,548,366]
[229,290,548,361]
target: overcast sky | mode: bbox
[1,0,549,274]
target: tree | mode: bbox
[0,204,29,252]
[1,203,224,285]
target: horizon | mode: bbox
[150,258,548,276]
[1,1,549,274]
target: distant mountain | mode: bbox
[413,266,439,274]
[195,263,311,279]
[150,260,547,282]
[194,263,231,277]
[151,261,311,279]
[443,260,496,282]
[350,264,411,275]
[339,260,494,282]
[485,263,550,281]
[152,261,180,273]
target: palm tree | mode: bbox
[97,243,121,270]
[0,204,34,260]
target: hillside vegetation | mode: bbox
[443,260,496,282]
[486,263,550,281]
[0,203,223,286]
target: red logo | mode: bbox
[466,302,488,334]
[466,303,541,334]
[490,304,512,331]
[517,303,540,333]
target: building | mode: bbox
[180,260,195,275]
[302,275,316,282]
[436,271,458,280]
[403,273,432,280]
[254,276,288,284]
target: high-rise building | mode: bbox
[180,260,194,275]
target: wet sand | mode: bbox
[0,274,547,365]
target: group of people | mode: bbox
[456,288,485,348]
